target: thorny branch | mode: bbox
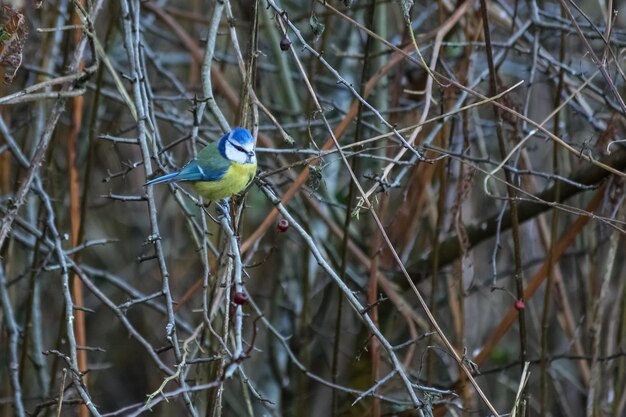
[2,1,626,416]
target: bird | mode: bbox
[145,127,257,202]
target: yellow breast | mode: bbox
[192,162,257,201]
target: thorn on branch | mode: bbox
[361,295,388,315]
[120,72,135,83]
[363,173,392,193]
[137,254,158,263]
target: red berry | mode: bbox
[279,37,291,51]
[233,292,248,305]
[277,219,289,232]
[514,299,525,310]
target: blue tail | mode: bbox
[145,172,179,186]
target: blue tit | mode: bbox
[145,127,257,201]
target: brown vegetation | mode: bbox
[1,1,626,416]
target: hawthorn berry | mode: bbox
[280,37,291,51]
[277,219,289,232]
[233,292,248,305]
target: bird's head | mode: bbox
[219,127,256,165]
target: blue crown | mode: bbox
[229,127,254,145]
[218,127,254,158]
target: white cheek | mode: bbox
[245,144,256,164]
[225,143,249,164]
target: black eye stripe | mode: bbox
[228,140,248,153]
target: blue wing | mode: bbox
[145,160,228,185]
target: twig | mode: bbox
[119,0,196,413]
[259,182,424,410]
[217,202,245,377]
[0,263,26,416]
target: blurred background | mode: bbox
[1,0,626,416]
